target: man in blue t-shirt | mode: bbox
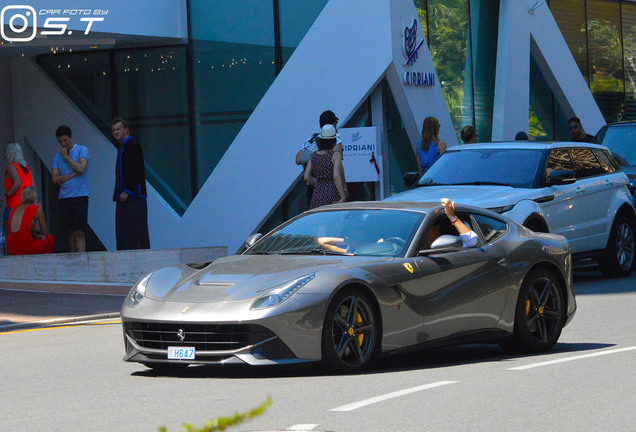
[52,125,90,252]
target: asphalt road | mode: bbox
[1,268,635,432]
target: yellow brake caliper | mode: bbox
[525,299,531,316]
[356,312,364,346]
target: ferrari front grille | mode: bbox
[124,322,276,351]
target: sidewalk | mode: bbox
[0,246,227,332]
[0,279,129,332]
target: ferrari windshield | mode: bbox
[246,209,424,257]
[416,148,545,188]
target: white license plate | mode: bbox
[167,346,195,360]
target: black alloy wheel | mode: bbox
[599,215,635,278]
[322,289,378,372]
[506,268,565,353]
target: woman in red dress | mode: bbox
[2,142,33,234]
[7,187,54,255]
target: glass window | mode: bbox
[248,209,424,257]
[384,81,419,195]
[472,214,508,243]
[586,0,624,122]
[594,149,617,173]
[622,3,636,120]
[279,0,328,66]
[189,0,277,188]
[550,0,589,83]
[546,149,574,175]
[596,124,636,166]
[115,47,192,210]
[426,0,473,138]
[417,148,545,188]
[570,148,605,178]
[38,52,112,136]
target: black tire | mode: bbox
[599,215,635,278]
[504,268,565,353]
[321,288,378,373]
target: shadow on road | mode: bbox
[573,265,636,295]
[130,341,615,379]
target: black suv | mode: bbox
[595,121,636,194]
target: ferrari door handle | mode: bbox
[576,187,586,194]
[498,258,508,267]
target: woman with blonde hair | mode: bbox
[6,186,55,255]
[2,142,33,233]
[416,117,447,175]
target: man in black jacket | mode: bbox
[111,117,150,250]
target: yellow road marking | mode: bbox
[1,319,121,335]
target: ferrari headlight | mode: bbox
[124,273,151,308]
[488,204,514,214]
[250,274,315,310]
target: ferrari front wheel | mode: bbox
[322,288,378,373]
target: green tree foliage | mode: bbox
[416,0,470,137]
[158,398,272,432]
[585,19,624,93]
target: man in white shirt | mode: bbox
[425,198,478,249]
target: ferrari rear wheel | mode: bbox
[322,288,378,373]
[507,268,565,353]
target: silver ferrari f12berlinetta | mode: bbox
[121,201,576,373]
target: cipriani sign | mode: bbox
[401,18,435,87]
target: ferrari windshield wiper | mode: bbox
[250,250,271,255]
[451,181,512,187]
[278,249,348,256]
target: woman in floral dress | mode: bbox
[304,124,347,209]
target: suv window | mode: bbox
[595,124,636,166]
[545,149,574,181]
[594,149,617,173]
[570,148,606,178]
[472,214,508,243]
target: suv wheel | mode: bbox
[599,215,635,278]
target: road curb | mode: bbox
[0,313,121,333]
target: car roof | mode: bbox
[307,200,500,216]
[447,141,607,151]
[307,200,440,213]
[603,121,636,127]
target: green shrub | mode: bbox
[159,397,272,432]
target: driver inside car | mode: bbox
[318,224,379,254]
[425,198,478,249]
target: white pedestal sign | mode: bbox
[339,127,381,183]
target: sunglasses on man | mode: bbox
[569,124,580,130]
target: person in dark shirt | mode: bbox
[568,117,595,143]
[111,117,150,250]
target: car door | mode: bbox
[569,148,617,251]
[410,212,511,342]
[541,148,589,253]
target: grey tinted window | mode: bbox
[594,150,616,173]
[472,214,508,243]
[545,149,574,179]
[570,148,605,178]
[598,126,636,166]
[418,149,544,188]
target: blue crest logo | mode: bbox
[351,132,362,142]
[403,19,425,67]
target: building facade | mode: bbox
[0,0,632,252]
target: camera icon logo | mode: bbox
[1,5,37,42]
